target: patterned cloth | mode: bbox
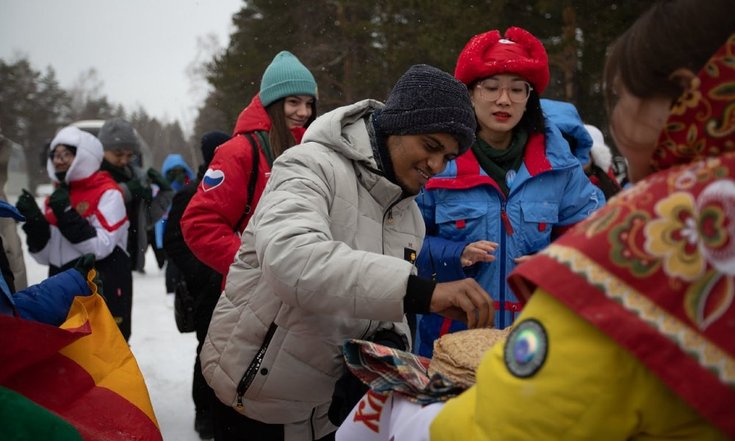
[652,34,735,172]
[509,33,735,438]
[342,339,464,405]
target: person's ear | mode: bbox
[668,68,697,91]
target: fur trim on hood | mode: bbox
[585,124,613,172]
[47,126,104,184]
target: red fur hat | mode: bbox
[454,27,550,94]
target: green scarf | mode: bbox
[471,130,528,196]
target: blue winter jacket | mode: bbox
[415,113,605,357]
[155,154,195,249]
[0,269,91,326]
[161,154,196,193]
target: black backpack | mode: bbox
[174,132,260,333]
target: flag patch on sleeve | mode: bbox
[202,169,225,192]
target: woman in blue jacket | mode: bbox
[415,27,604,356]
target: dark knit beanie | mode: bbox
[200,131,230,168]
[97,118,140,152]
[376,64,476,153]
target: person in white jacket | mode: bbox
[200,64,494,441]
[15,126,132,340]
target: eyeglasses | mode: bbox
[49,149,75,162]
[475,79,533,103]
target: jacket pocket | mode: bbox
[435,202,489,241]
[520,201,559,253]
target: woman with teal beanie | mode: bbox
[181,50,318,279]
[181,51,316,438]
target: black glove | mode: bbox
[72,253,104,298]
[15,189,44,223]
[47,186,97,244]
[16,189,51,252]
[125,178,153,202]
[49,185,71,218]
[73,253,95,277]
[147,167,172,191]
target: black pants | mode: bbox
[51,247,133,340]
[165,260,183,294]
[211,398,335,441]
[96,247,133,341]
[193,306,216,416]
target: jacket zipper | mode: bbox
[498,199,510,329]
[235,322,278,408]
[309,407,317,440]
[500,198,514,235]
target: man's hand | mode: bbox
[461,240,498,267]
[430,279,494,328]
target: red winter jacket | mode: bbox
[181,94,306,277]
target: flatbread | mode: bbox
[428,327,511,387]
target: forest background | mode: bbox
[0,0,656,192]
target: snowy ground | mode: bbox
[22,234,202,441]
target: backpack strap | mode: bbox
[234,132,260,232]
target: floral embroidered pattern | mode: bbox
[696,180,735,274]
[610,211,658,276]
[685,269,735,330]
[670,76,703,116]
[582,205,619,238]
[653,34,735,171]
[645,192,703,281]
[670,157,729,191]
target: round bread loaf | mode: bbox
[428,327,511,387]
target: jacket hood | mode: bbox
[541,118,589,171]
[584,124,614,172]
[540,99,593,168]
[301,99,384,167]
[47,126,103,184]
[233,94,271,135]
[161,153,195,180]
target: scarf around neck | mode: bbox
[471,129,528,196]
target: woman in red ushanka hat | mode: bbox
[415,27,605,356]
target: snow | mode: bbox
[22,233,202,441]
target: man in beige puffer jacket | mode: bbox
[200,64,495,441]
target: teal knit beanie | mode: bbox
[259,51,318,107]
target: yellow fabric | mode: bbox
[59,293,159,428]
[430,289,726,441]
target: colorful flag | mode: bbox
[0,292,162,441]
